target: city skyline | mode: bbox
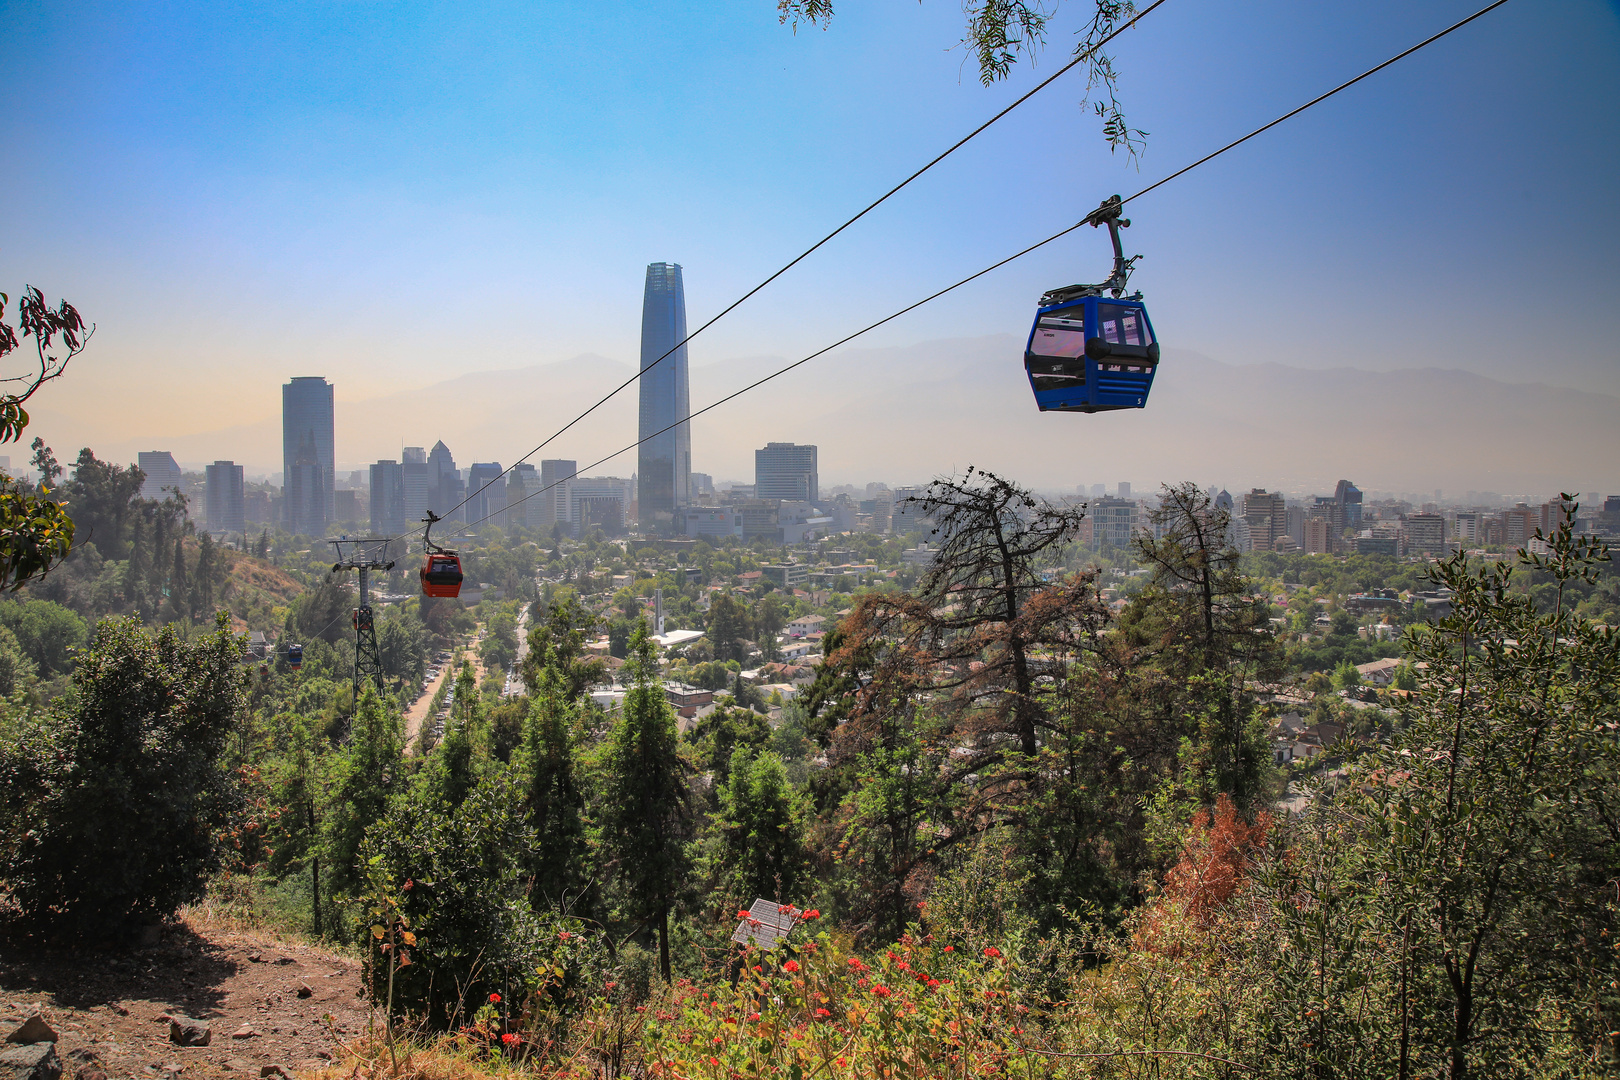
[144,411,1609,543]
[104,333,1615,504]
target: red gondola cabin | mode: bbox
[421,552,464,599]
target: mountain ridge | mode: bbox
[70,337,1618,497]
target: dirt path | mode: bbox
[0,918,370,1080]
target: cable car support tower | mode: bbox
[328,537,396,703]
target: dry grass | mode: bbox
[179,873,361,959]
[309,1034,571,1080]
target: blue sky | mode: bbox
[1,0,1616,474]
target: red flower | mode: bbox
[783,960,800,973]
[870,985,892,998]
[500,1033,517,1046]
[847,957,867,972]
[403,879,414,890]
[737,909,751,919]
[983,946,1001,958]
[927,978,941,990]
[943,945,954,952]
[708,1056,719,1066]
[814,1008,830,1018]
[802,909,820,920]
[747,1012,760,1022]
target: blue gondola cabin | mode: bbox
[1024,294,1159,413]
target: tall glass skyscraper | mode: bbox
[638,263,690,533]
[282,377,334,536]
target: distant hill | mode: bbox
[92,337,1617,498]
[220,549,305,634]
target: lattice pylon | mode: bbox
[354,603,384,697]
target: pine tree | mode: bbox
[517,667,588,910]
[150,512,171,612]
[124,514,147,613]
[706,593,752,663]
[596,620,692,981]
[265,715,329,934]
[320,684,406,901]
[194,532,216,616]
[167,538,189,623]
[711,746,811,909]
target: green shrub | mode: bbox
[359,769,544,1027]
[0,597,87,677]
[0,615,245,936]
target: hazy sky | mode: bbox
[2,0,1617,479]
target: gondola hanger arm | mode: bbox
[1083,194,1140,298]
[422,510,456,556]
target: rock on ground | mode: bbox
[165,1018,209,1048]
[5,1017,56,1045]
[0,1043,61,1080]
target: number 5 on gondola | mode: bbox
[1025,195,1160,413]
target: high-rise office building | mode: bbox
[466,462,505,527]
[1600,496,1620,535]
[1117,482,1132,500]
[205,461,245,535]
[1242,489,1287,552]
[1334,479,1363,530]
[1309,496,1343,554]
[370,459,406,536]
[401,448,430,527]
[137,451,183,503]
[568,476,632,536]
[539,459,578,527]
[507,463,539,528]
[427,441,464,521]
[637,262,691,532]
[282,377,334,535]
[1304,516,1335,555]
[1091,496,1139,548]
[333,490,361,523]
[1404,512,1446,556]
[755,442,818,503]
